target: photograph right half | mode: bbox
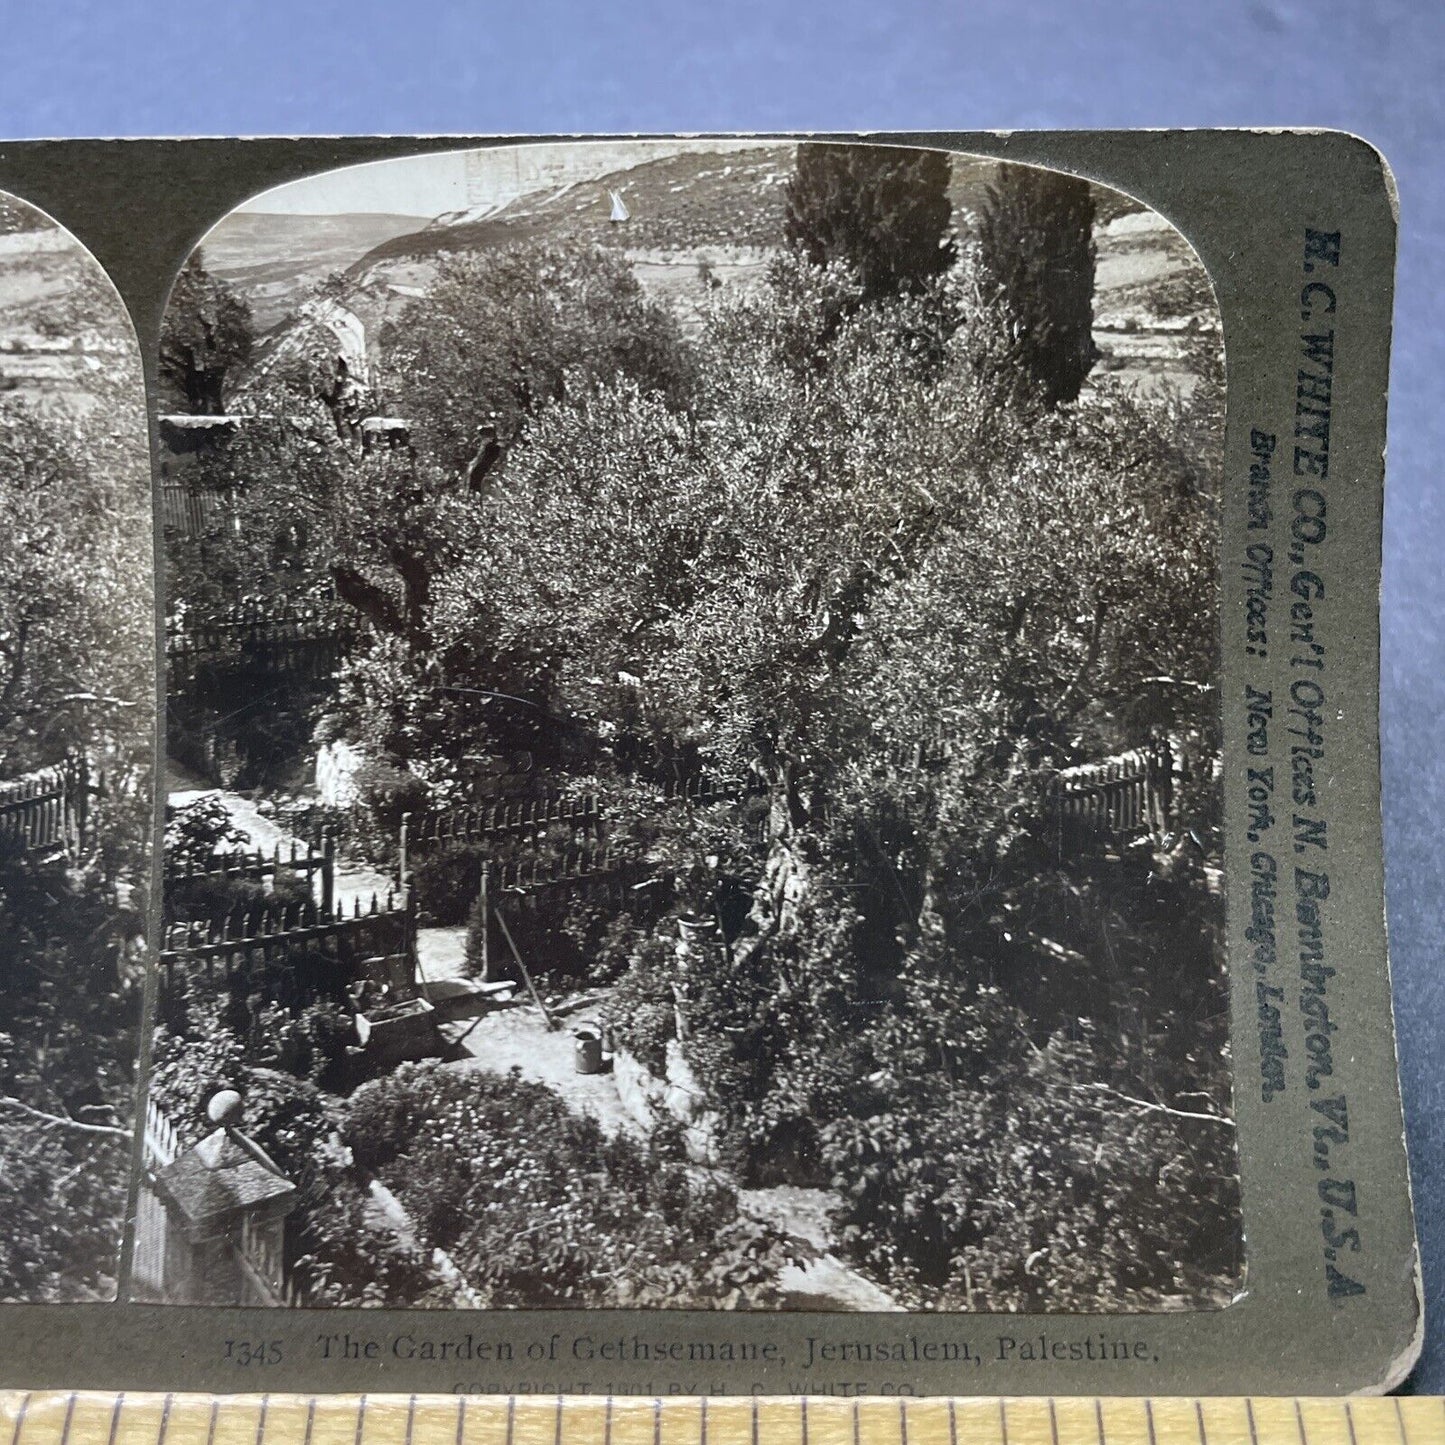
[148,138,1239,1317]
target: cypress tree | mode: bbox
[785,143,956,300]
[976,163,1098,409]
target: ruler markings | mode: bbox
[13,1395,1445,1445]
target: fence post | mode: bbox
[75,752,89,852]
[321,830,336,916]
[398,812,410,891]
[479,861,490,982]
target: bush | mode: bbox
[409,839,484,925]
[603,929,678,1075]
[342,1062,801,1308]
[352,755,430,864]
[818,923,1241,1311]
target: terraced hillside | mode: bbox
[0,201,140,417]
[196,211,431,332]
[207,142,1217,396]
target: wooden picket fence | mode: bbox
[0,760,86,855]
[403,792,601,852]
[158,888,415,984]
[399,776,762,884]
[486,841,631,898]
[164,835,337,919]
[159,483,234,538]
[1053,743,1174,840]
[166,600,359,689]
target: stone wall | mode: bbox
[612,1041,722,1167]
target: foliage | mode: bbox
[159,252,255,414]
[817,912,1240,1309]
[165,794,248,861]
[410,837,485,925]
[0,231,151,1301]
[147,1000,448,1307]
[381,241,694,475]
[785,143,957,301]
[975,162,1099,409]
[344,1063,801,1307]
[601,928,677,1074]
[0,858,141,1301]
[0,400,152,789]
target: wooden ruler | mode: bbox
[3,1394,1443,1445]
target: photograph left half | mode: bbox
[0,193,154,1302]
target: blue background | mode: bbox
[0,0,1439,1392]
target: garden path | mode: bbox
[168,761,396,907]
[446,1001,901,1311]
[445,1001,641,1139]
[737,1185,901,1311]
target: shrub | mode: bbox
[601,928,678,1075]
[341,1063,800,1308]
[409,839,484,925]
[818,925,1241,1310]
[351,755,430,863]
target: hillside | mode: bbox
[0,219,140,417]
[217,144,1213,398]
[198,211,430,332]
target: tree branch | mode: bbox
[0,1097,132,1139]
[1073,1081,1234,1127]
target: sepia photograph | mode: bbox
[0,193,154,1302]
[142,138,1240,1314]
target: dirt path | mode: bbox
[167,760,399,915]
[738,1185,901,1311]
[445,1001,641,1139]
